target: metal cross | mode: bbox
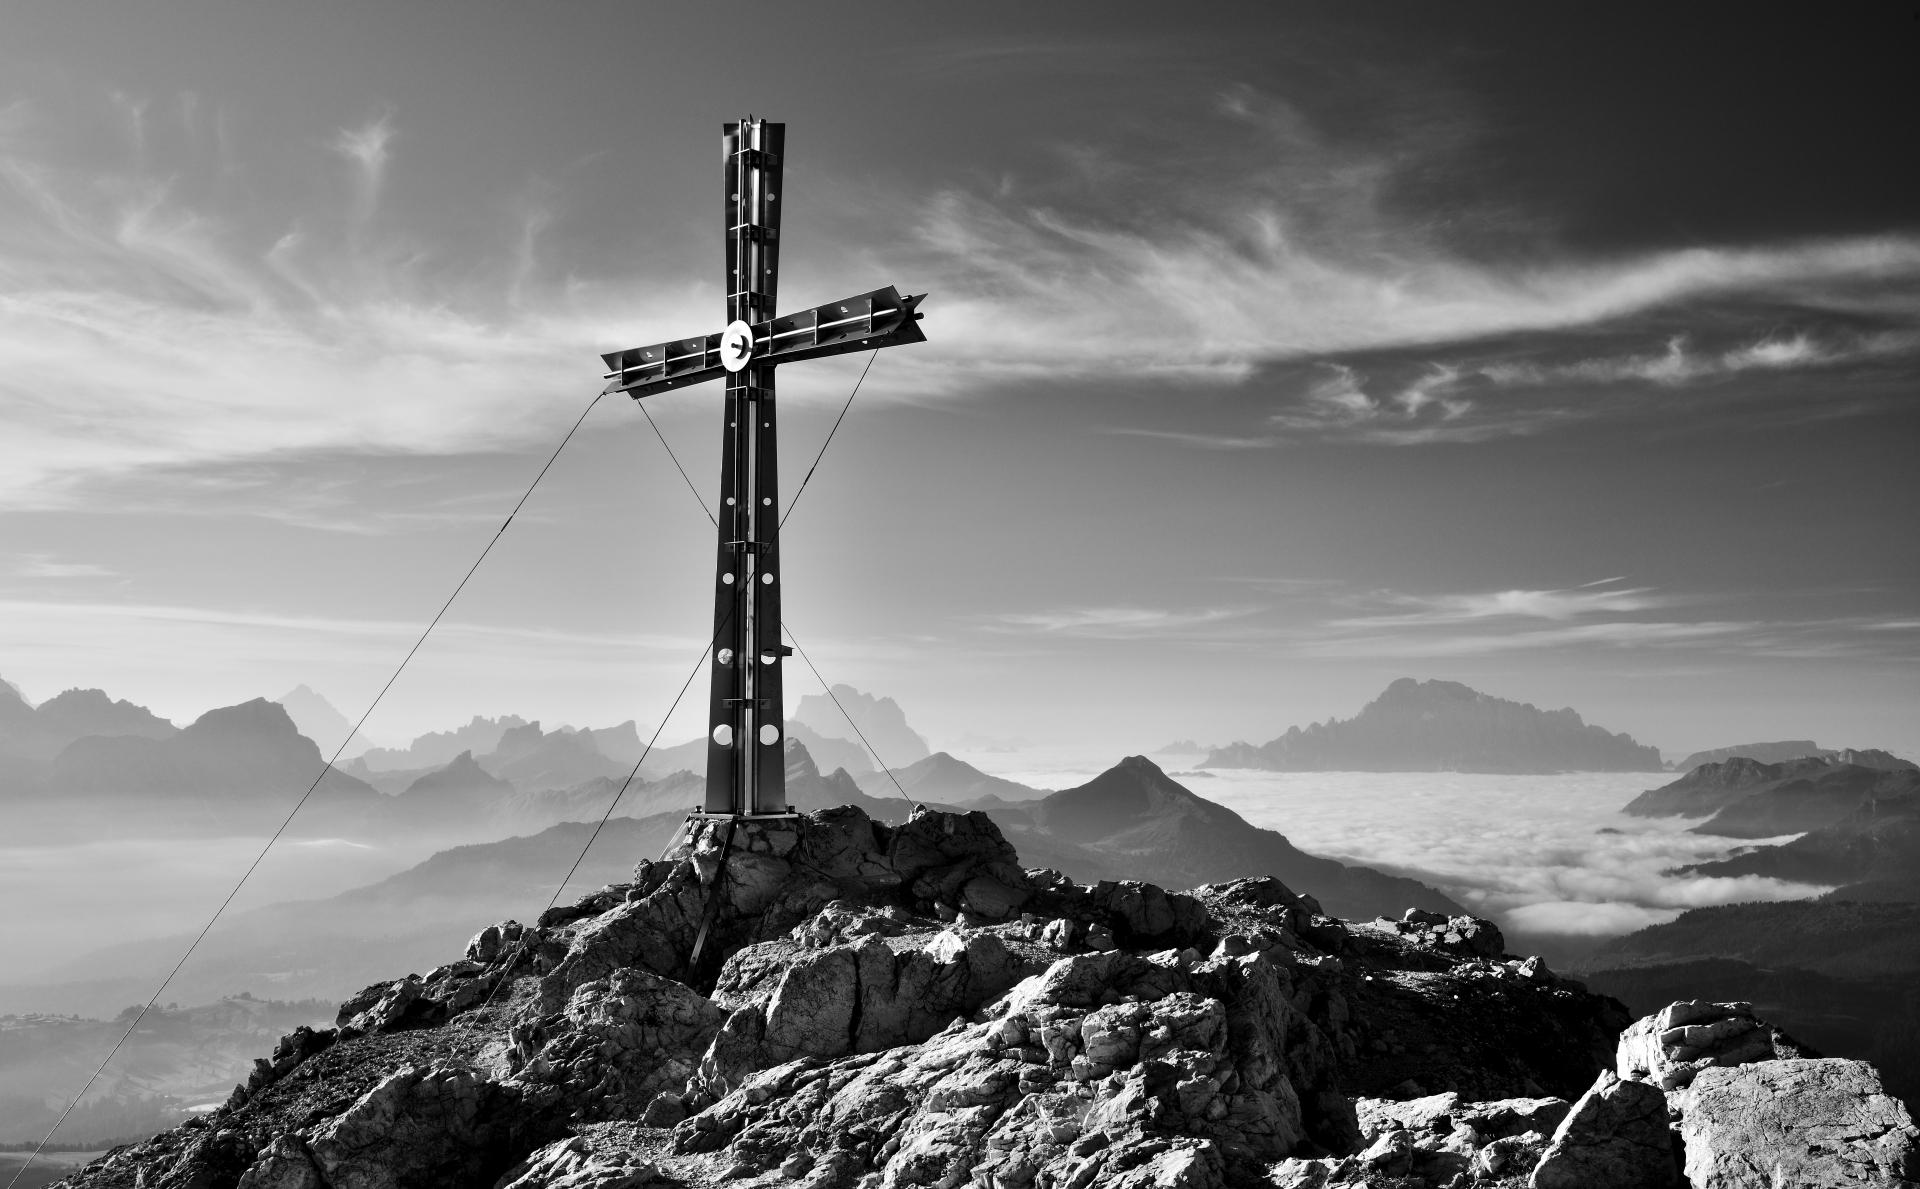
[599,118,927,818]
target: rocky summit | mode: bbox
[51,807,1919,1189]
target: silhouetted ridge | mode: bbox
[1206,677,1663,773]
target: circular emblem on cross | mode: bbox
[720,320,755,372]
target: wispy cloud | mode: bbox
[1104,428,1279,450]
[909,185,1920,392]
[13,554,116,580]
[1335,585,1682,627]
[983,605,1258,637]
[331,112,396,224]
[1477,329,1919,390]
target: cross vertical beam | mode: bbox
[705,118,787,815]
[598,118,926,823]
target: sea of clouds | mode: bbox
[982,754,1830,941]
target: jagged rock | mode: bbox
[693,924,1043,1098]
[336,974,444,1035]
[671,944,1361,1183]
[1380,908,1507,960]
[468,920,528,963]
[508,967,725,1118]
[493,1131,664,1189]
[1615,999,1811,1091]
[1529,1070,1680,1189]
[55,804,1644,1189]
[1336,1090,1568,1187]
[1674,1058,1920,1188]
[237,1065,525,1189]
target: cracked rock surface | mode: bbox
[1674,1059,1920,1188]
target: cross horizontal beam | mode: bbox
[599,286,925,399]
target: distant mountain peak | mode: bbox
[189,697,301,737]
[1206,678,1661,774]
[274,685,374,758]
[791,684,931,766]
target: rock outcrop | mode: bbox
[50,805,1914,1189]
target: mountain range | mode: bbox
[1624,755,1920,839]
[14,746,1460,1019]
[1672,739,1918,772]
[1204,677,1665,773]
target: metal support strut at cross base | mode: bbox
[599,118,927,820]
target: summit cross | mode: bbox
[599,117,927,819]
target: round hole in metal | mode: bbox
[759,723,780,745]
[712,724,734,747]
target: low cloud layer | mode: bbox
[1151,770,1829,939]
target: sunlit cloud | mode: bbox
[1197,771,1833,945]
[1339,585,1681,626]
[331,112,396,223]
[13,554,116,580]
[908,186,1920,395]
[984,605,1258,637]
[3,74,1918,512]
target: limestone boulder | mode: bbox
[1529,1070,1680,1189]
[1675,1058,1920,1188]
[1616,998,1812,1091]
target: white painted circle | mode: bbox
[720,320,754,372]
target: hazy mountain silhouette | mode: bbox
[273,685,375,760]
[353,715,530,773]
[0,679,176,770]
[791,684,930,766]
[479,721,626,791]
[858,750,1047,805]
[45,699,377,805]
[1204,678,1663,773]
[559,720,653,767]
[787,720,874,776]
[396,750,515,810]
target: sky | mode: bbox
[0,2,1915,763]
